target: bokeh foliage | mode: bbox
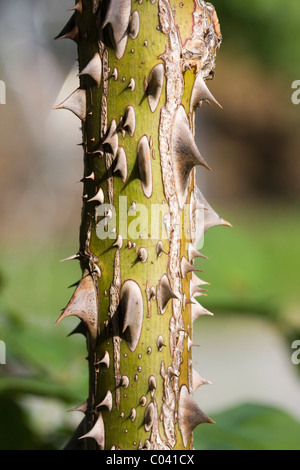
[0,0,300,450]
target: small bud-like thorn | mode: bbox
[190,74,222,111]
[144,402,155,432]
[79,413,105,450]
[137,135,153,198]
[192,369,212,393]
[172,106,211,208]
[79,52,102,87]
[87,187,104,204]
[113,234,123,250]
[113,147,128,182]
[148,376,157,397]
[112,67,118,80]
[147,63,164,112]
[102,0,131,59]
[150,287,156,300]
[95,350,110,369]
[55,14,78,42]
[181,257,201,278]
[96,391,113,412]
[102,119,118,157]
[54,88,87,121]
[157,335,166,352]
[140,396,147,407]
[157,274,178,314]
[128,77,135,91]
[138,247,148,263]
[120,280,143,352]
[92,263,101,278]
[121,375,130,388]
[191,302,214,323]
[178,385,214,447]
[128,11,140,40]
[122,105,136,137]
[54,274,97,345]
[130,408,137,423]
[156,240,167,257]
[82,172,95,181]
[67,0,83,15]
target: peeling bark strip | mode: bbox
[54,0,227,450]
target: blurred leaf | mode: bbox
[0,394,54,450]
[194,403,300,450]
[213,0,300,77]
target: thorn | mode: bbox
[187,337,200,352]
[137,247,148,263]
[87,187,104,204]
[54,274,98,345]
[181,256,201,278]
[178,385,214,448]
[157,274,179,314]
[128,77,136,91]
[190,74,222,111]
[188,244,208,262]
[95,350,110,369]
[148,376,157,398]
[121,105,136,138]
[78,52,102,87]
[144,402,155,432]
[128,11,140,40]
[191,272,210,287]
[157,335,166,352]
[192,369,212,393]
[120,375,130,388]
[137,135,152,198]
[113,234,123,250]
[67,0,82,15]
[101,0,131,60]
[194,186,232,233]
[81,172,95,182]
[112,67,118,80]
[60,254,80,262]
[79,413,105,449]
[191,302,214,323]
[54,14,78,42]
[54,88,86,121]
[147,63,164,112]
[96,391,113,412]
[120,280,143,352]
[172,106,211,208]
[113,147,128,183]
[102,119,118,157]
[68,400,88,414]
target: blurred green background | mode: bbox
[0,0,300,450]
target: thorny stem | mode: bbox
[55,0,226,450]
